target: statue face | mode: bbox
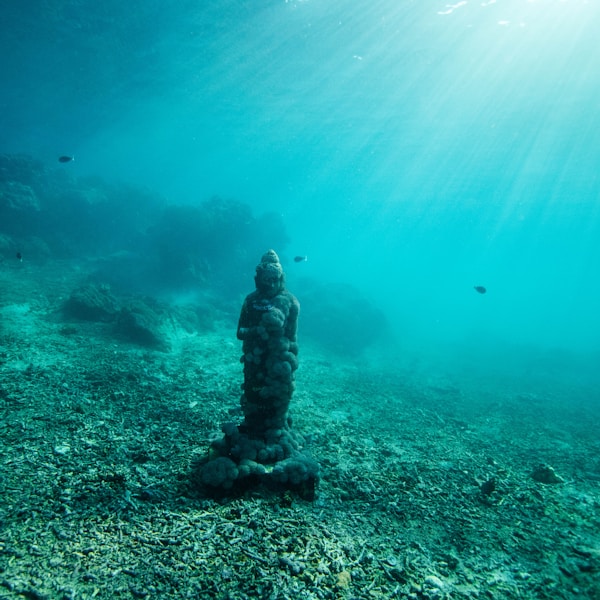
[256,271,281,297]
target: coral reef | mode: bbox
[0,155,45,236]
[145,197,289,296]
[2,241,599,599]
[194,250,318,499]
[64,283,119,322]
[0,181,40,213]
[116,299,170,351]
[0,153,164,254]
[0,154,290,301]
[62,284,186,351]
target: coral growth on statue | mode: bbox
[193,250,318,499]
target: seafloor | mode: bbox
[1,261,599,600]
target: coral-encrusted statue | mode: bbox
[194,250,318,499]
[237,249,299,434]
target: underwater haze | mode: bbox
[2,0,600,383]
[3,3,600,597]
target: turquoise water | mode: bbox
[2,0,599,382]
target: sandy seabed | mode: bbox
[1,261,599,600]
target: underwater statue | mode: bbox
[194,250,318,499]
[237,249,300,434]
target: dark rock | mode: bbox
[480,477,496,495]
[116,299,169,350]
[0,154,46,187]
[64,284,119,322]
[530,464,564,484]
[298,279,388,355]
[0,181,40,212]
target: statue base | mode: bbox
[192,421,319,501]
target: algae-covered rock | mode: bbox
[298,279,387,356]
[0,154,45,187]
[0,181,40,212]
[65,284,120,322]
[116,299,169,350]
[530,464,565,484]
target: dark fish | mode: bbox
[294,255,307,263]
[58,155,74,163]
[16,252,22,261]
[474,285,486,294]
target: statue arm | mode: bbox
[285,297,300,342]
[237,299,251,340]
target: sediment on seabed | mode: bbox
[1,263,599,599]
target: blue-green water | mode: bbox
[2,5,600,597]
[2,0,599,382]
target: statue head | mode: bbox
[255,249,285,298]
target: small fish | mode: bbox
[474,285,486,294]
[58,155,74,163]
[16,252,22,262]
[294,255,307,263]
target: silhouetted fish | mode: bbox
[58,155,74,163]
[294,256,307,263]
[16,252,22,261]
[474,285,486,294]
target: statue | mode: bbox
[237,249,300,434]
[194,250,318,499]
